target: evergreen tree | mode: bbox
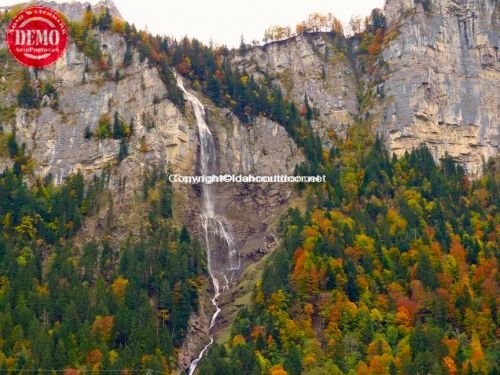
[416,251,438,290]
[6,132,19,158]
[118,138,128,161]
[345,260,360,302]
[370,9,386,31]
[207,75,222,105]
[123,45,133,66]
[97,7,112,31]
[180,225,191,243]
[113,112,125,139]
[17,82,37,108]
[284,345,302,375]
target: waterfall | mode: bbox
[175,75,241,375]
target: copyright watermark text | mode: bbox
[168,174,326,184]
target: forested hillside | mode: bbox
[199,124,499,374]
[0,142,204,371]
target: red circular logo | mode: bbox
[6,6,68,68]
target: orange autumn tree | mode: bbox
[87,349,103,368]
[91,316,114,343]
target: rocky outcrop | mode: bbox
[380,0,499,175]
[0,0,122,21]
[177,277,213,371]
[216,112,302,175]
[6,32,197,196]
[209,107,303,268]
[56,0,123,21]
[232,33,359,142]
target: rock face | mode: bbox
[215,109,303,175]
[4,31,198,196]
[232,33,359,142]
[232,0,498,173]
[209,107,303,269]
[55,0,123,21]
[0,0,122,21]
[380,0,499,175]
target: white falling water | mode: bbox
[175,75,240,375]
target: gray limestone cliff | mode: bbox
[232,33,359,142]
[231,0,498,173]
[379,0,499,175]
[0,0,122,21]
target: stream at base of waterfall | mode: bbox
[176,75,241,375]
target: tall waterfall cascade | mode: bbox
[175,75,241,375]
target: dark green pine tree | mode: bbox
[284,345,302,375]
[345,260,360,302]
[6,132,19,158]
[118,139,128,161]
[17,81,37,108]
[271,88,286,124]
[179,225,191,243]
[416,251,438,290]
[113,112,125,139]
[53,338,68,369]
[207,75,222,105]
[123,45,133,66]
[97,7,112,31]
[160,184,173,218]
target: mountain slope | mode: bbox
[0,0,498,374]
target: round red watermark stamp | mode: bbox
[6,6,68,68]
